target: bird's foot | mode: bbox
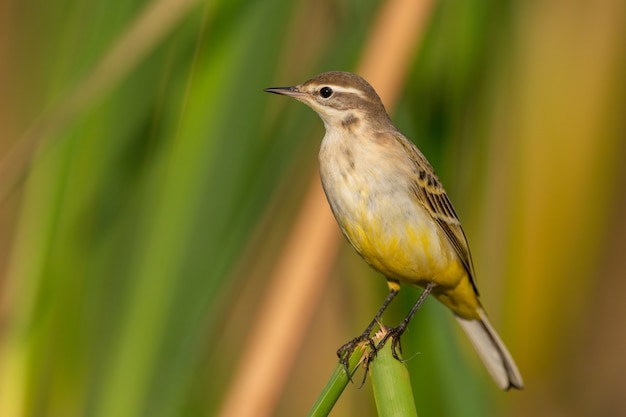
[371,322,408,363]
[337,333,377,383]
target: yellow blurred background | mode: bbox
[0,0,624,416]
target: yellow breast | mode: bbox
[338,201,466,288]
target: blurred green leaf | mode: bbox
[2,0,625,417]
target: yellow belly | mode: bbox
[338,205,464,287]
[339,209,480,319]
[318,130,481,319]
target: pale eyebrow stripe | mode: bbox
[329,86,367,99]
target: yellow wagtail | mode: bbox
[265,71,523,390]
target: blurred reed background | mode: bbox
[0,0,624,416]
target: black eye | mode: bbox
[320,87,333,98]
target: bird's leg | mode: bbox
[372,283,435,362]
[337,286,399,380]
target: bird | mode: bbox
[265,71,523,390]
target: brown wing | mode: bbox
[394,132,479,296]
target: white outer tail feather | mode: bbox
[455,308,524,390]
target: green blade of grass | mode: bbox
[308,330,420,417]
[307,343,366,417]
[370,331,419,417]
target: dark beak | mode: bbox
[264,86,303,98]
